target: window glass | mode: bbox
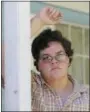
[85,58,89,84]
[56,24,69,38]
[71,26,83,54]
[85,29,89,55]
[71,56,83,84]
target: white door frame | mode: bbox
[3,2,31,111]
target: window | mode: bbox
[55,23,89,84]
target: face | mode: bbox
[38,41,70,82]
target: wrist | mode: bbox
[35,14,46,26]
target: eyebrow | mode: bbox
[41,50,65,57]
[56,51,65,54]
[41,54,50,57]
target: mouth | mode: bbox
[51,67,61,71]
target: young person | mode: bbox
[31,7,89,111]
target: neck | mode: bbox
[46,75,73,95]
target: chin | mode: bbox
[51,72,64,79]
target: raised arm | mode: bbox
[31,7,62,37]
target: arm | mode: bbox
[31,7,62,37]
[31,15,45,37]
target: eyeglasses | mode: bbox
[40,53,68,63]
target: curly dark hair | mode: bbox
[31,29,74,71]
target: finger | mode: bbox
[51,11,61,21]
[53,19,62,24]
[54,13,63,22]
[56,17,63,23]
[49,8,57,17]
[52,16,63,24]
[54,11,63,19]
[49,9,62,20]
[48,7,55,14]
[53,15,63,21]
[45,7,54,17]
[45,7,63,23]
[53,11,60,18]
[48,9,57,21]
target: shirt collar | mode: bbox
[68,74,89,94]
[40,74,88,94]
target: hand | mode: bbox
[38,7,62,25]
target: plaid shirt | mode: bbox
[31,71,89,111]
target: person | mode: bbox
[31,7,89,111]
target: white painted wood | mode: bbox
[17,2,31,111]
[44,1,89,13]
[3,2,31,111]
[4,2,19,111]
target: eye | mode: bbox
[42,56,48,60]
[56,54,66,60]
[42,55,52,62]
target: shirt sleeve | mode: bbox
[31,70,39,94]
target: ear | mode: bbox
[37,61,41,71]
[67,57,70,67]
[68,63,71,67]
[34,60,39,71]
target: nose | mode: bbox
[51,57,58,64]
